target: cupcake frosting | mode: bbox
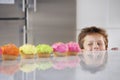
[1,44,19,56]
[19,44,36,54]
[66,41,81,52]
[52,42,68,53]
[36,44,53,54]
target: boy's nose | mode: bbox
[93,46,99,50]
[93,43,99,50]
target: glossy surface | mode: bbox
[0,51,120,80]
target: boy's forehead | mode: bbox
[84,34,104,41]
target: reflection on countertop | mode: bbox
[1,51,120,80]
[0,60,20,75]
[0,56,81,74]
[52,56,80,70]
[80,51,108,73]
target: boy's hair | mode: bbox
[78,26,108,50]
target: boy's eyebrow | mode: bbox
[87,40,103,42]
[97,40,104,42]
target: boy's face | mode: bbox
[83,34,106,51]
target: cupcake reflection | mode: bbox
[52,56,80,70]
[52,57,68,70]
[80,51,108,73]
[20,59,37,73]
[66,56,80,68]
[36,58,53,70]
[0,60,20,75]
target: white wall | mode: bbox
[77,0,120,49]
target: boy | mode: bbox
[78,26,108,51]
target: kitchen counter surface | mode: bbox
[0,51,120,80]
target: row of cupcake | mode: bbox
[0,41,81,60]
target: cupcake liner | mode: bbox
[54,52,67,57]
[37,53,51,58]
[67,52,78,56]
[2,54,18,60]
[20,52,35,59]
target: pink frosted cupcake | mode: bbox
[52,42,68,57]
[66,41,81,56]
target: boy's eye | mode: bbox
[97,43,101,45]
[88,43,93,46]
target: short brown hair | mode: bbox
[78,26,108,50]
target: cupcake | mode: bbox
[36,44,53,58]
[19,44,37,59]
[52,42,68,57]
[66,41,81,56]
[0,47,2,56]
[1,44,19,60]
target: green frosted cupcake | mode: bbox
[36,44,53,58]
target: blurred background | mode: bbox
[0,0,120,50]
[77,0,120,50]
[0,0,76,46]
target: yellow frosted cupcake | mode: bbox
[19,44,37,59]
[36,44,53,58]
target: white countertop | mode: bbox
[0,51,120,80]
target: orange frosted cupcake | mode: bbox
[66,41,81,56]
[19,44,37,59]
[52,42,68,57]
[1,44,19,60]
